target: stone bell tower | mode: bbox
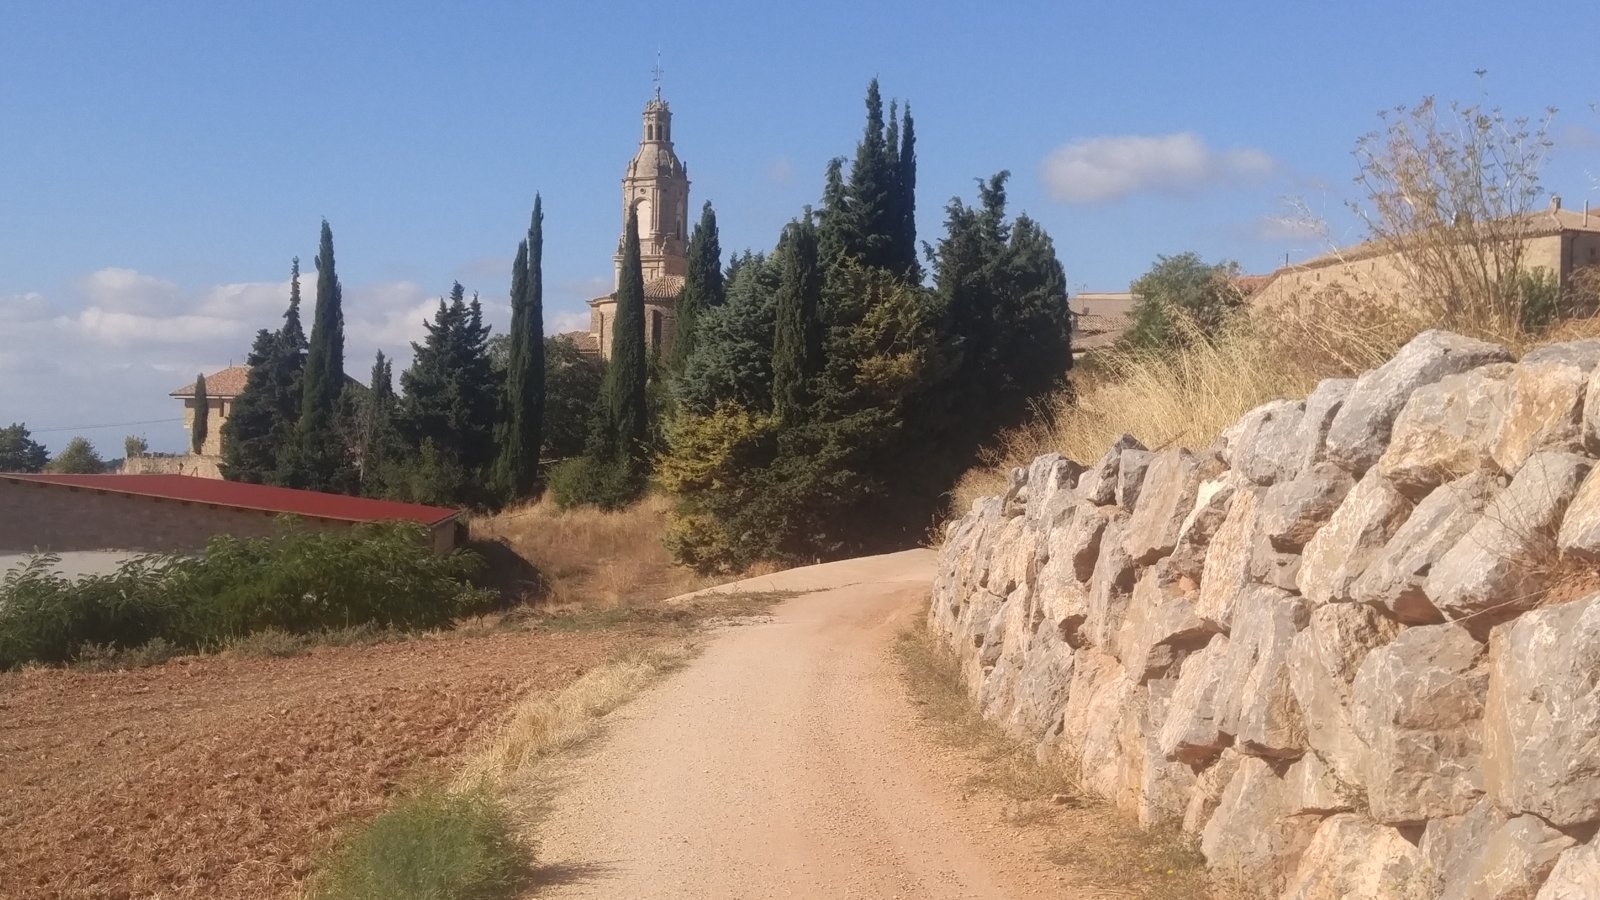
[614,86,690,288]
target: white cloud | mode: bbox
[547,310,590,334]
[0,291,51,322]
[60,307,246,346]
[1039,132,1278,204]
[73,267,183,313]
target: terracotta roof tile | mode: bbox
[170,365,250,398]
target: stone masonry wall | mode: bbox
[929,330,1600,898]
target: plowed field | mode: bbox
[0,628,632,900]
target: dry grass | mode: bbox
[894,625,1215,900]
[470,494,718,607]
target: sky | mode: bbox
[2,1,1597,453]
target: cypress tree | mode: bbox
[896,105,921,281]
[191,374,209,454]
[771,217,823,424]
[603,203,650,462]
[497,196,546,501]
[843,79,897,270]
[222,260,310,482]
[291,220,350,491]
[282,257,306,352]
[668,201,724,374]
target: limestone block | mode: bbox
[1536,840,1600,900]
[1196,485,1262,631]
[1117,562,1215,682]
[1169,472,1239,580]
[1053,502,1115,584]
[1182,749,1242,835]
[1122,447,1203,565]
[1259,462,1355,552]
[1426,451,1592,636]
[1556,465,1600,560]
[1077,433,1145,505]
[1286,752,1362,815]
[1377,363,1514,497]
[1288,378,1356,480]
[1034,536,1092,647]
[1121,679,1197,826]
[1439,814,1576,900]
[1199,756,1323,895]
[1249,540,1303,593]
[1084,515,1136,651]
[1218,585,1311,759]
[1290,604,1399,791]
[1421,798,1511,900]
[1023,453,1084,524]
[1351,471,1503,625]
[1230,398,1307,486]
[1325,329,1513,475]
[1352,623,1488,825]
[1004,622,1077,741]
[1492,348,1598,472]
[1114,447,1153,511]
[1484,591,1600,828]
[1158,633,1232,766]
[1282,813,1428,900]
[1296,469,1413,606]
[1071,662,1137,801]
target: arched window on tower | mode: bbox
[647,124,654,141]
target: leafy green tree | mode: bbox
[1124,252,1244,350]
[291,220,352,491]
[0,423,49,473]
[674,251,781,415]
[397,284,499,504]
[190,374,209,454]
[124,435,148,459]
[350,351,403,496]
[495,197,546,502]
[668,202,724,374]
[771,216,823,424]
[46,437,104,474]
[223,259,310,483]
[542,335,604,460]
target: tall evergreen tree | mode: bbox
[842,79,898,271]
[495,197,546,501]
[771,216,823,423]
[291,220,350,491]
[398,283,498,503]
[601,204,649,462]
[351,350,402,495]
[668,202,724,374]
[191,374,209,454]
[0,423,49,473]
[282,257,306,352]
[895,105,921,281]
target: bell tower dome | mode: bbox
[614,90,690,288]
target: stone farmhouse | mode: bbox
[563,88,692,361]
[1250,198,1600,312]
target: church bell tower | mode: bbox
[614,84,690,288]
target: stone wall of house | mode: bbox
[930,330,1600,898]
[121,453,223,479]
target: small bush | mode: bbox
[0,522,498,670]
[547,455,644,511]
[309,787,527,900]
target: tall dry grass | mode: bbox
[952,287,1600,515]
[470,495,716,607]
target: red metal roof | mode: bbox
[2,474,460,526]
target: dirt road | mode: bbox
[529,549,1080,899]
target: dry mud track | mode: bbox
[531,549,1093,899]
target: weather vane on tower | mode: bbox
[652,50,664,101]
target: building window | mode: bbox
[647,124,655,140]
[651,310,663,349]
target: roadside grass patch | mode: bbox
[309,786,527,900]
[894,624,1215,900]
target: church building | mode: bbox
[566,89,692,361]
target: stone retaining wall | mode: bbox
[929,330,1600,898]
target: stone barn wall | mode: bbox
[930,330,1600,898]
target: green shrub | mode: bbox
[0,523,499,670]
[309,787,527,900]
[547,455,644,511]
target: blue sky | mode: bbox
[2,1,1596,452]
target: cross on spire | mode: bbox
[651,52,664,101]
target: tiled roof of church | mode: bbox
[560,331,600,354]
[169,365,251,398]
[644,275,685,299]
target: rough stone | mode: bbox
[1003,621,1077,740]
[1288,378,1356,480]
[1421,798,1511,900]
[1249,539,1304,593]
[1169,472,1238,580]
[1426,451,1592,636]
[1439,814,1577,900]
[1285,752,1362,815]
[1259,462,1356,552]
[1283,814,1428,900]
[1158,634,1233,767]
[1288,602,1400,789]
[1378,363,1514,497]
[1325,329,1513,475]
[1078,434,1145,505]
[1117,562,1214,682]
[1084,515,1137,650]
[1296,469,1413,606]
[1556,465,1600,561]
[1196,485,1262,631]
[1352,623,1488,825]
[1183,749,1243,835]
[1492,349,1598,473]
[1218,586,1311,759]
[1351,471,1503,624]
[1052,502,1115,585]
[1536,840,1600,900]
[1199,756,1323,894]
[1230,398,1308,486]
[1484,591,1600,828]
[1114,447,1153,511]
[1122,447,1203,565]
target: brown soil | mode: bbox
[0,628,635,900]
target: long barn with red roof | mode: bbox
[0,473,463,555]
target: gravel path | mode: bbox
[530,549,1085,899]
